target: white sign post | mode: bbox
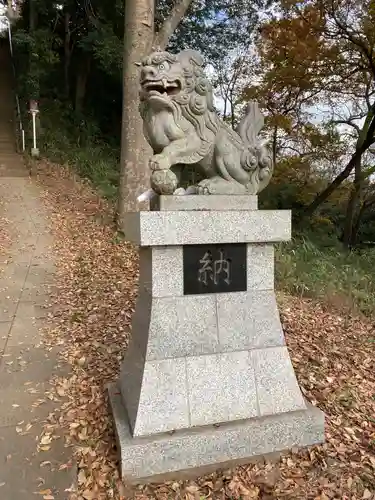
[29,100,39,157]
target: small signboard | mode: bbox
[29,100,39,113]
[183,243,247,295]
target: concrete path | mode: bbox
[0,157,75,500]
[0,40,75,498]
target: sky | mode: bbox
[0,5,7,32]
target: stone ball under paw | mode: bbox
[151,169,178,195]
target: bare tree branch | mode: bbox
[332,119,361,133]
[153,0,193,49]
[327,0,375,78]
[303,103,375,218]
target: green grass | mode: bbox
[276,237,375,316]
[34,101,120,200]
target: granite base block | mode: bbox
[153,195,258,211]
[119,345,306,436]
[108,383,325,483]
[123,209,291,246]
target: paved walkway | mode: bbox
[0,164,75,497]
[0,40,75,498]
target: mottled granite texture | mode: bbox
[109,383,324,482]
[123,209,291,246]
[110,199,325,481]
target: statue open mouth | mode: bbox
[142,79,181,97]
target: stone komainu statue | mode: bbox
[139,49,273,195]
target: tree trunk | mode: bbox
[230,95,235,130]
[351,201,367,247]
[342,156,362,248]
[302,151,361,218]
[29,0,37,30]
[116,0,194,228]
[75,54,91,113]
[223,95,227,120]
[64,10,71,99]
[272,125,278,165]
[153,0,193,49]
[303,108,375,219]
[116,0,155,227]
[29,0,41,136]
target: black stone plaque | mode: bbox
[183,243,247,295]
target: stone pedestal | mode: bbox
[109,195,324,482]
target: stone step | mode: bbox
[0,150,18,156]
[0,160,24,166]
[0,165,23,170]
[0,172,28,179]
[0,158,24,164]
[0,168,28,176]
[0,156,23,162]
[0,159,23,166]
[0,164,24,169]
[0,151,22,156]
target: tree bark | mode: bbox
[29,0,37,30]
[302,103,375,219]
[116,0,154,228]
[302,153,360,218]
[29,0,41,134]
[153,0,193,49]
[75,53,91,113]
[64,9,71,99]
[351,202,366,247]
[230,94,235,130]
[272,125,278,165]
[342,156,362,248]
[117,0,194,228]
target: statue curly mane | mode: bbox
[173,50,219,141]
[140,50,219,141]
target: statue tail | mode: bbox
[236,101,274,193]
[236,101,264,147]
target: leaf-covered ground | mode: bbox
[33,161,375,500]
[0,198,11,261]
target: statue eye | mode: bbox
[158,62,169,71]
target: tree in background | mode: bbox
[10,0,375,248]
[244,0,375,247]
[8,0,273,222]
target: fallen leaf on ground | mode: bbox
[32,160,375,499]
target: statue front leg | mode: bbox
[149,154,172,172]
[149,135,204,171]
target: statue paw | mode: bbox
[149,154,171,171]
[196,179,211,194]
[197,185,210,195]
[198,177,247,195]
[186,185,198,194]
